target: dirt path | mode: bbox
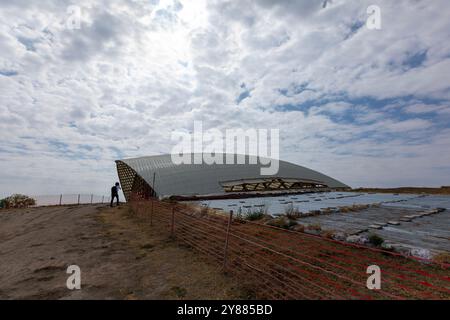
[0,204,244,299]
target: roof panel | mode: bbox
[116,153,349,198]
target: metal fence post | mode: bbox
[171,206,175,237]
[59,194,62,206]
[222,210,234,271]
[77,194,80,205]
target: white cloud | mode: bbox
[404,103,450,115]
[1,0,450,197]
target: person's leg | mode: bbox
[116,194,119,206]
[110,196,114,207]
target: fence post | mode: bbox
[170,206,175,237]
[90,194,93,204]
[150,199,154,226]
[222,210,234,271]
[77,194,80,205]
[59,194,62,206]
[102,196,104,204]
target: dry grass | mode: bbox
[305,223,322,231]
[98,205,246,299]
[129,199,450,300]
[432,252,450,266]
[339,204,370,213]
[321,229,337,239]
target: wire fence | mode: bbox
[130,195,450,300]
[32,194,112,206]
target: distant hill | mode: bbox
[353,186,450,195]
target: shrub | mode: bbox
[1,194,36,209]
[284,203,301,219]
[200,204,210,216]
[432,252,450,266]
[235,207,244,221]
[321,208,333,214]
[371,203,382,208]
[321,229,336,239]
[266,217,296,229]
[340,206,350,213]
[368,233,384,247]
[306,223,322,231]
[292,224,305,232]
[245,209,265,221]
[170,286,187,298]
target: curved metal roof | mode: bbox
[116,154,349,200]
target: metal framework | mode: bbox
[116,160,156,201]
[220,178,328,192]
[131,174,155,200]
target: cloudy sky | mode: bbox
[1,0,450,197]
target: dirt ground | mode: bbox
[0,204,244,299]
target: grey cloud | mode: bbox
[0,69,18,76]
[61,10,127,62]
[255,0,324,16]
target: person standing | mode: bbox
[110,182,121,207]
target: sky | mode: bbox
[1,0,450,197]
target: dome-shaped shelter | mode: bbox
[116,154,349,201]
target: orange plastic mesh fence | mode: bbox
[129,196,450,300]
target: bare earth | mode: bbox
[0,204,243,299]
